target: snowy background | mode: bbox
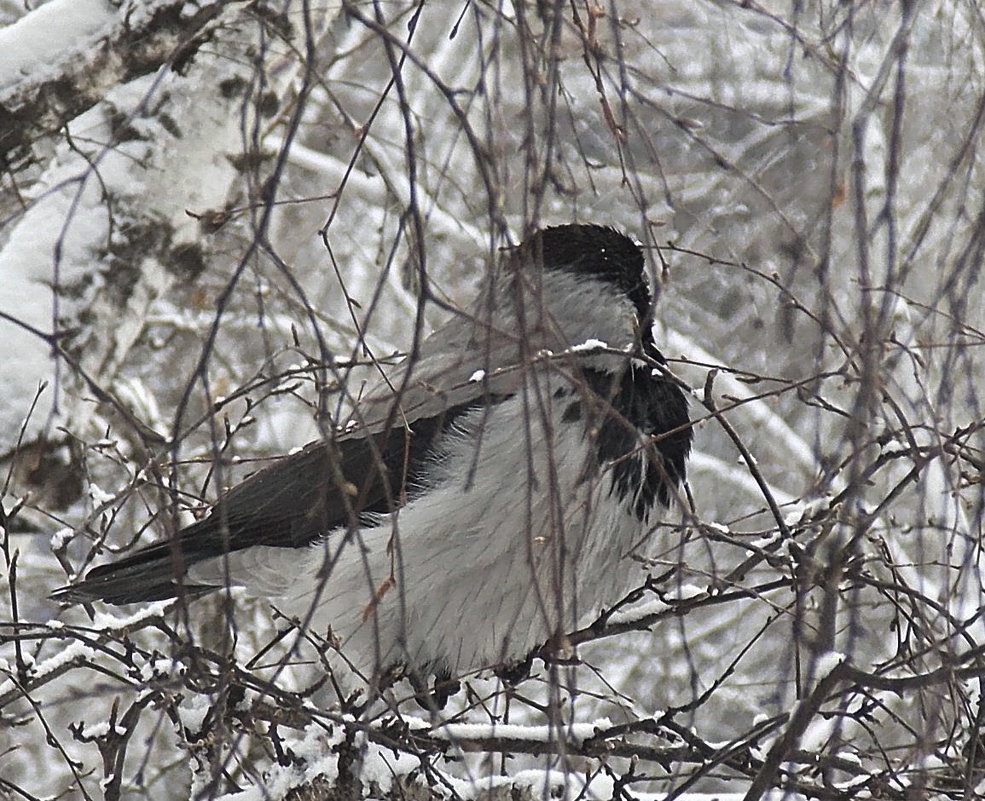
[2,1,984,799]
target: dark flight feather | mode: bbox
[52,224,692,608]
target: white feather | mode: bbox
[189,355,671,679]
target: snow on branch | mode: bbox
[0,0,228,162]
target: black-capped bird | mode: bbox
[53,224,692,692]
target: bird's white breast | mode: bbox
[190,362,667,682]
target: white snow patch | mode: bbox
[750,535,779,550]
[359,745,418,792]
[179,693,213,735]
[798,715,836,752]
[0,0,115,91]
[434,718,611,747]
[664,582,705,601]
[0,640,85,697]
[212,723,345,801]
[605,598,670,625]
[783,495,831,526]
[570,338,608,352]
[78,719,126,739]
[138,655,184,683]
[813,650,847,677]
[50,527,74,551]
[90,600,173,631]
[831,775,874,792]
[88,484,115,506]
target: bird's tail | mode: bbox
[50,522,220,605]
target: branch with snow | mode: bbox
[0,0,228,161]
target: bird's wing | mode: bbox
[53,307,653,606]
[51,332,530,604]
[186,364,526,555]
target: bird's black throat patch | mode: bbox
[575,363,691,520]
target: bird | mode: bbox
[52,223,692,698]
